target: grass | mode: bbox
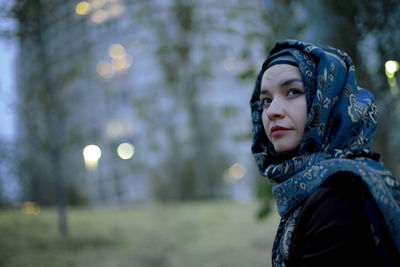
[0,200,280,267]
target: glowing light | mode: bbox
[92,0,106,9]
[117,143,135,160]
[107,44,132,72]
[96,61,113,78]
[91,9,108,23]
[108,3,124,17]
[83,145,102,161]
[76,1,91,15]
[223,163,246,184]
[385,60,400,97]
[97,44,132,78]
[108,43,125,59]
[83,145,102,170]
[106,120,133,139]
[112,55,132,71]
[23,201,40,215]
[385,60,399,78]
[106,121,125,138]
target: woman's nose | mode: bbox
[266,98,285,120]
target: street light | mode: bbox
[117,142,135,160]
[83,145,102,170]
[385,60,399,97]
[385,60,399,78]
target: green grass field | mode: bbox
[0,200,280,267]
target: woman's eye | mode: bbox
[288,88,303,96]
[261,97,272,108]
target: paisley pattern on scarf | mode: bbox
[250,40,400,266]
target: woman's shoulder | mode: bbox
[290,171,400,266]
[304,171,362,211]
[289,172,383,266]
[299,171,367,234]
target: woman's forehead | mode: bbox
[261,64,302,90]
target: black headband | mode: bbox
[265,54,298,70]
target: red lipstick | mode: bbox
[270,126,290,137]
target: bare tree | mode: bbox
[11,0,93,236]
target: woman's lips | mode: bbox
[270,126,290,137]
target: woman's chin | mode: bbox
[273,142,301,153]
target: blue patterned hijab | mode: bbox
[250,40,400,265]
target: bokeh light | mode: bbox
[106,120,127,139]
[108,43,125,59]
[75,1,91,15]
[22,201,40,215]
[117,142,135,160]
[112,55,132,71]
[92,0,106,9]
[385,60,399,78]
[223,162,246,184]
[96,61,113,78]
[105,120,134,139]
[385,60,399,97]
[97,44,132,77]
[91,9,108,23]
[83,145,102,170]
[83,145,102,161]
[108,3,124,17]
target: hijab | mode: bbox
[250,40,400,266]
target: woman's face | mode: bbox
[260,64,307,153]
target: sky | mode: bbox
[0,1,19,202]
[0,1,16,142]
[0,34,18,202]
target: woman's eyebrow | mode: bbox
[260,88,269,95]
[260,78,303,95]
[281,78,303,87]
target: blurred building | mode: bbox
[16,0,269,205]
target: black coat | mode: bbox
[288,172,400,267]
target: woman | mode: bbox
[250,40,400,266]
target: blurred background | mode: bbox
[0,0,399,266]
